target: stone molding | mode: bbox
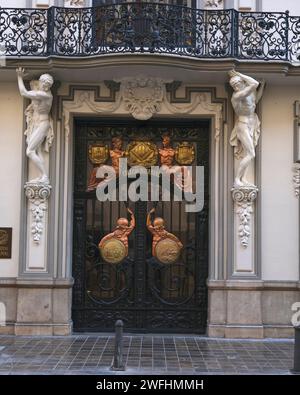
[207,279,300,291]
[61,78,225,140]
[5,56,300,77]
[0,278,74,287]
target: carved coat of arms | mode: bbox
[120,77,166,120]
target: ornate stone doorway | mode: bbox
[72,118,209,333]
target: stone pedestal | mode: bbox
[23,182,51,273]
[231,186,259,276]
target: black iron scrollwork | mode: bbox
[0,4,300,61]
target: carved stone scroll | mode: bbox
[24,183,51,243]
[231,186,258,248]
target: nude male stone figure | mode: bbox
[16,67,54,184]
[229,70,265,187]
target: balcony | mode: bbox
[0,3,300,63]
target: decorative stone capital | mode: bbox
[231,186,258,248]
[24,182,51,243]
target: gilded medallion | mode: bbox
[100,238,127,264]
[175,142,195,165]
[88,144,109,165]
[155,238,182,264]
[126,141,158,168]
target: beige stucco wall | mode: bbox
[261,84,299,281]
[0,83,23,277]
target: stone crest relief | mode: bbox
[119,77,166,120]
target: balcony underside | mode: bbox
[1,55,300,85]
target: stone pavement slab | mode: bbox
[0,335,294,375]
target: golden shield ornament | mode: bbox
[100,238,127,264]
[175,142,195,165]
[88,144,109,165]
[155,237,182,264]
[126,141,158,168]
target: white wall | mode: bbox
[0,0,27,6]
[0,83,23,277]
[262,0,300,14]
[261,85,299,281]
[0,0,60,7]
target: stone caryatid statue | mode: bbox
[229,70,265,187]
[16,67,54,184]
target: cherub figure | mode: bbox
[146,208,183,258]
[98,207,135,255]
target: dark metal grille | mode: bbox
[72,119,209,333]
[0,4,299,61]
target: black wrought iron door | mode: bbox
[72,119,209,333]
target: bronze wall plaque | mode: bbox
[0,228,12,259]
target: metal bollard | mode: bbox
[110,320,125,371]
[292,326,300,373]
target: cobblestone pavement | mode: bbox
[0,335,294,375]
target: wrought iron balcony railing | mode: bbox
[0,3,300,62]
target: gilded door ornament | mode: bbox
[98,208,135,263]
[175,142,195,165]
[146,208,183,264]
[87,137,124,192]
[159,134,193,193]
[126,141,158,168]
[88,144,109,165]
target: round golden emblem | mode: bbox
[100,238,127,264]
[155,238,182,264]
